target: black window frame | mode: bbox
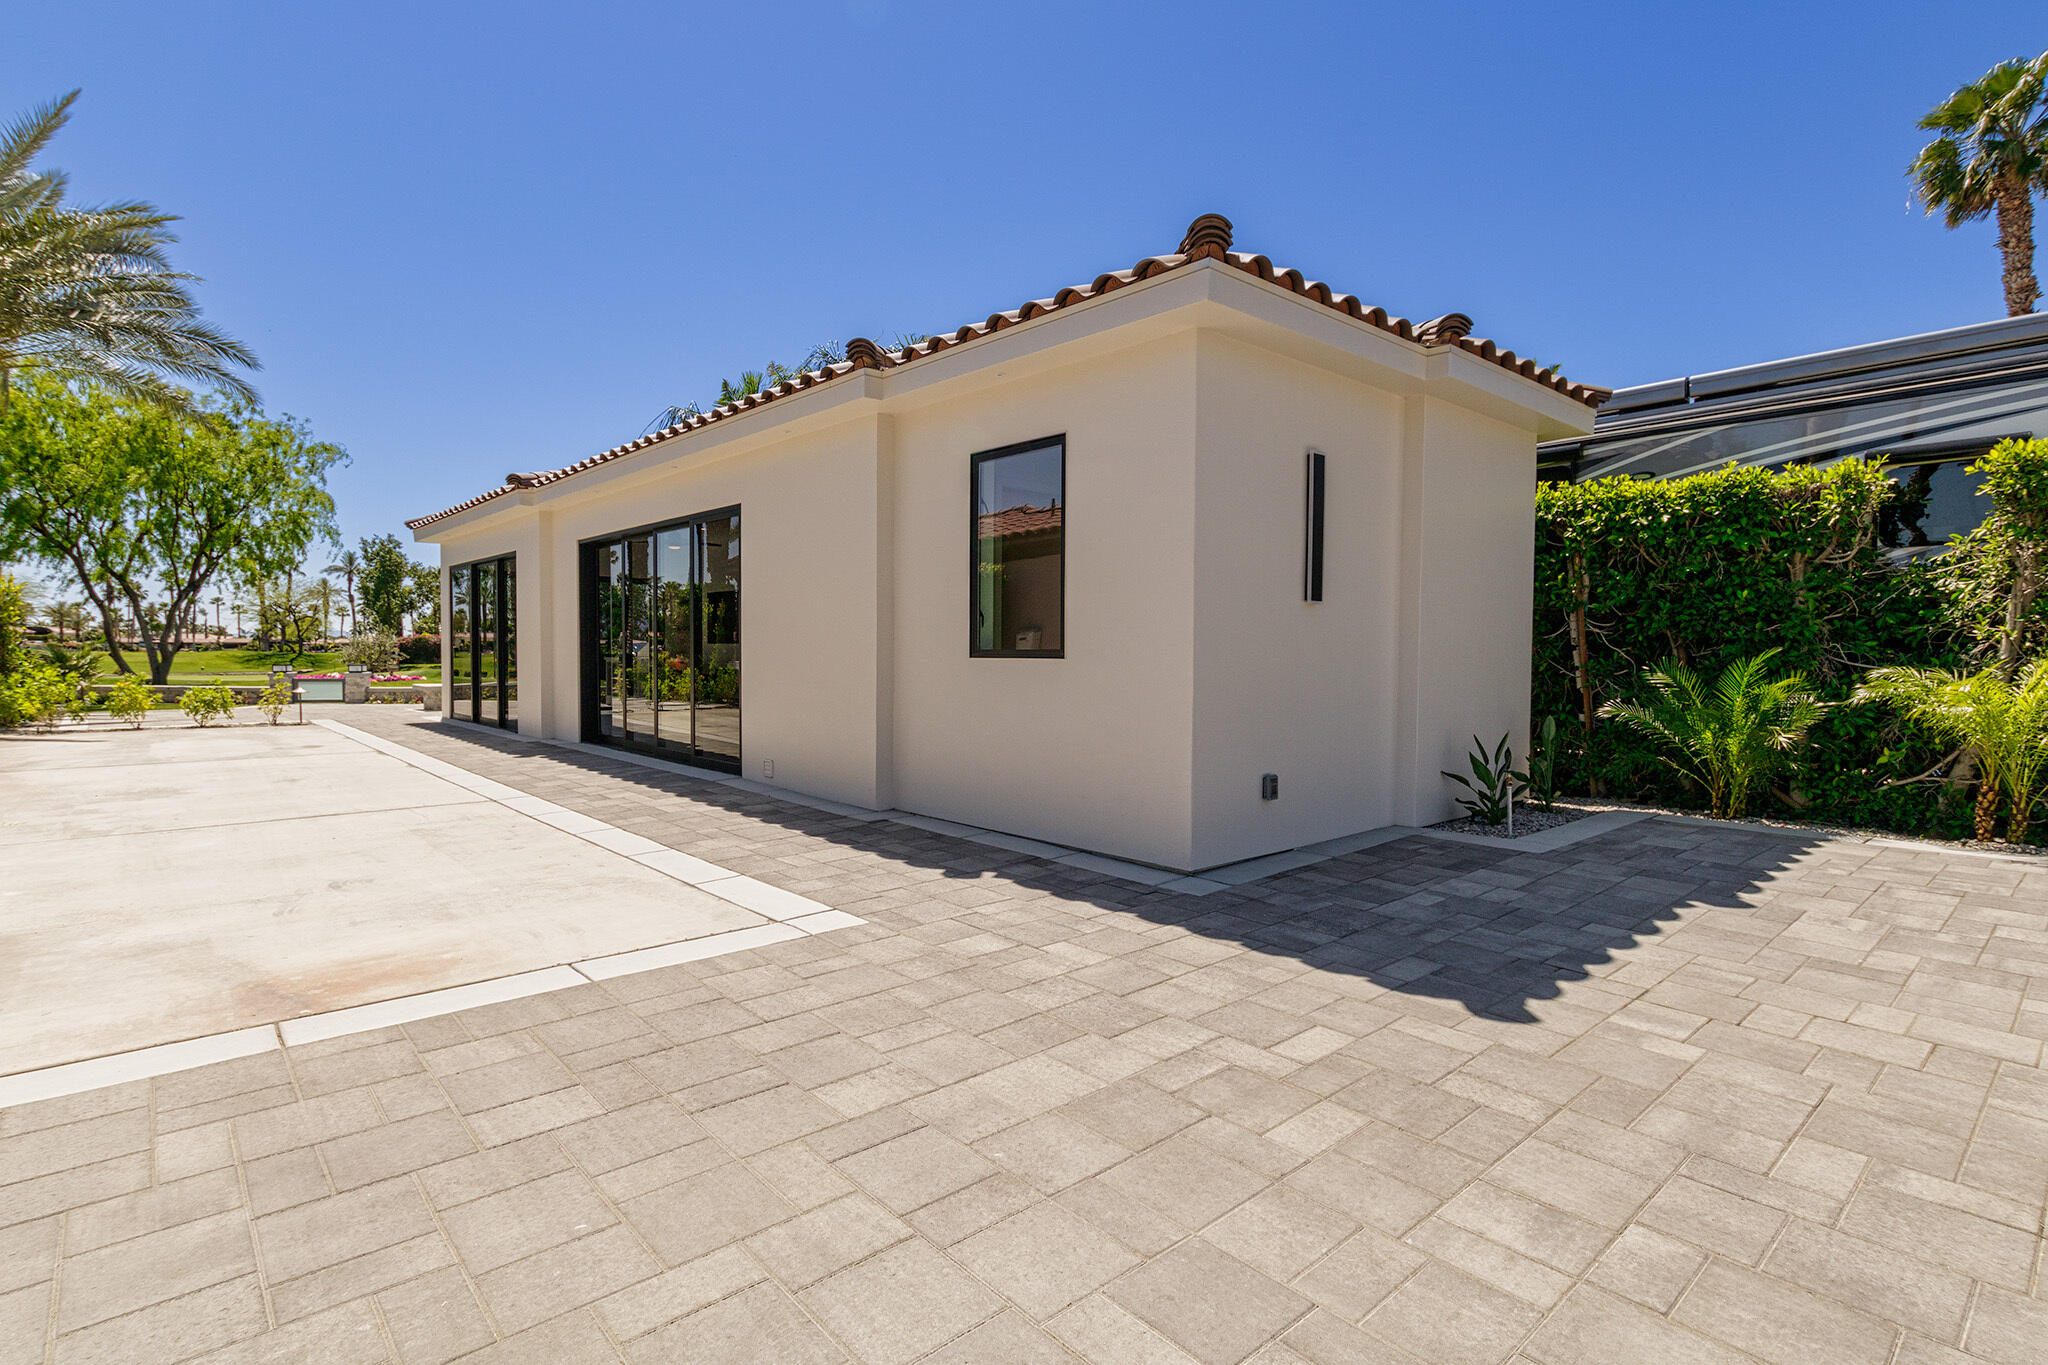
[969,434,1067,660]
[446,552,516,730]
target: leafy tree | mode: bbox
[0,373,345,682]
[0,91,257,414]
[357,534,413,634]
[1910,53,2048,316]
[1598,649,1829,820]
[1857,661,2048,841]
[252,575,323,659]
[1935,438,2048,667]
[406,560,440,634]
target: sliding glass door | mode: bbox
[581,508,740,772]
[447,555,516,729]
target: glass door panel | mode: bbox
[592,542,622,740]
[500,558,517,729]
[655,528,694,751]
[695,513,740,765]
[449,567,472,718]
[622,535,658,744]
[473,561,494,725]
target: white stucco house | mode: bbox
[408,214,1601,874]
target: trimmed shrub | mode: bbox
[1536,459,1969,835]
[106,676,155,728]
[397,633,439,666]
[180,684,237,726]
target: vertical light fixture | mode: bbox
[1304,449,1326,602]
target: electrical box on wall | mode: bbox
[762,759,775,779]
[1260,773,1279,801]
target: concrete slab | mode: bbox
[0,724,773,1075]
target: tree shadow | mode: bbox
[388,716,1826,1025]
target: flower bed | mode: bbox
[294,672,424,682]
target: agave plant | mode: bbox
[1599,649,1827,820]
[1856,660,2048,842]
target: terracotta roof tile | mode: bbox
[976,504,1063,540]
[409,214,1603,530]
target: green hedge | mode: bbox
[1533,458,1980,837]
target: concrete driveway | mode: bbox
[0,721,779,1075]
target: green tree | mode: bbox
[405,559,439,634]
[1935,438,2048,667]
[1857,661,2048,841]
[357,534,412,635]
[253,576,323,659]
[0,373,345,682]
[0,91,257,414]
[1910,53,2048,317]
[1598,650,1829,820]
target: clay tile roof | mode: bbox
[976,504,1063,540]
[408,215,1603,530]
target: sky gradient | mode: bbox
[7,2,2047,569]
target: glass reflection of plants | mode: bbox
[644,579,739,707]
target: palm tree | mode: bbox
[0,91,258,414]
[1911,54,2048,317]
[325,548,361,635]
[1598,649,1829,820]
[1857,661,2048,842]
[210,594,222,639]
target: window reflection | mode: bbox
[973,439,1064,655]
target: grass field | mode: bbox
[58,647,441,686]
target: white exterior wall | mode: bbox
[888,335,1198,867]
[415,263,1584,872]
[1188,333,1406,867]
[1391,396,1539,826]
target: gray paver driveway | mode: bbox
[3,708,2047,1364]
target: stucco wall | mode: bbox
[886,334,1199,868]
[1392,396,1538,826]
[1188,333,1406,867]
[415,268,1571,872]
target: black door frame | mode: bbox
[447,554,515,730]
[577,505,740,773]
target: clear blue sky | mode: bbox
[8,2,2046,569]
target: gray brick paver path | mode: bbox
[5,709,2048,1363]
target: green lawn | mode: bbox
[78,647,441,685]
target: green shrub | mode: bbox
[1599,650,1828,820]
[256,678,292,725]
[1443,734,1521,825]
[1856,661,2048,842]
[180,684,237,726]
[105,676,155,728]
[1537,459,1968,834]
[343,630,400,672]
[0,660,70,730]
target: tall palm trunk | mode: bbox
[1996,172,2040,316]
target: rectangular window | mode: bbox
[1304,449,1326,602]
[971,436,1065,657]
